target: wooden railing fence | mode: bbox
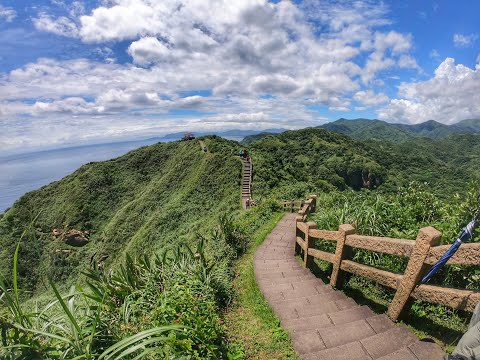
[292,195,480,322]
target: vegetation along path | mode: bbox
[254,213,446,360]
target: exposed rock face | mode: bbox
[52,229,89,247]
[344,169,382,190]
[64,230,89,247]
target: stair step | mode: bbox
[366,314,394,334]
[292,329,325,354]
[408,341,445,360]
[282,314,332,333]
[335,297,357,310]
[327,306,374,325]
[318,319,375,349]
[270,297,309,313]
[360,326,418,359]
[377,348,417,360]
[296,301,344,319]
[304,341,371,360]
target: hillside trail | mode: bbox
[199,140,208,153]
[241,157,252,209]
[254,213,446,360]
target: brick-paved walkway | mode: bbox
[254,213,446,360]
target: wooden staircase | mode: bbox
[254,214,446,360]
[242,159,252,209]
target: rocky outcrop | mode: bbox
[52,229,89,247]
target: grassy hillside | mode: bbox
[249,128,480,199]
[319,118,480,142]
[247,129,480,350]
[2,127,480,357]
[0,136,242,294]
[241,132,277,145]
[321,118,414,142]
[250,128,386,198]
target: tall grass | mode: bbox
[0,242,183,359]
[307,182,480,348]
[1,214,248,359]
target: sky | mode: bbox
[0,0,479,153]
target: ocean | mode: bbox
[0,136,244,213]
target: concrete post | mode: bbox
[304,221,318,268]
[387,226,442,321]
[330,224,356,289]
[294,216,303,255]
[310,195,317,213]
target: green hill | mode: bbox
[3,129,480,294]
[319,118,480,142]
[0,136,242,293]
[250,128,480,199]
[240,132,277,145]
[2,127,480,357]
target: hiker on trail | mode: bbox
[203,146,207,153]
[246,155,250,162]
[446,302,480,359]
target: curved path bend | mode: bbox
[254,213,446,360]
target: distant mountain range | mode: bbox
[318,118,480,142]
[158,128,287,141]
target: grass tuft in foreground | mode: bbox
[0,215,248,359]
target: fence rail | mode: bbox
[293,195,480,321]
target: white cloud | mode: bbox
[1,0,425,151]
[429,49,440,60]
[398,54,419,69]
[362,52,395,83]
[128,37,172,65]
[33,13,79,37]
[453,33,478,48]
[378,58,480,124]
[374,31,412,55]
[0,5,16,22]
[353,90,389,107]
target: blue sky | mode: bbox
[0,0,479,153]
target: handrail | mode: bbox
[293,195,480,322]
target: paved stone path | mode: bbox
[241,158,252,209]
[254,213,446,360]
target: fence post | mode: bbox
[309,195,317,213]
[294,216,303,255]
[304,221,317,268]
[330,224,356,289]
[387,226,442,321]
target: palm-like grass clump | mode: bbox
[1,215,247,359]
